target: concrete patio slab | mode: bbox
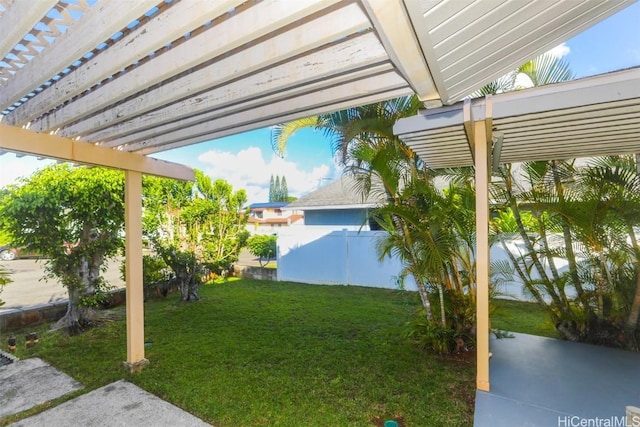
[11,380,211,427]
[0,357,83,417]
[474,333,640,426]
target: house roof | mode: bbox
[248,214,304,225]
[284,175,385,211]
[1,0,634,178]
[249,202,289,210]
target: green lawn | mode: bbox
[491,298,558,338]
[1,280,476,426]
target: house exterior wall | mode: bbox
[303,208,370,229]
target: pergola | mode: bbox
[0,0,637,389]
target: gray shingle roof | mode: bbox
[285,175,386,211]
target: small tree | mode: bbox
[0,164,124,334]
[246,234,277,267]
[269,175,275,202]
[274,175,281,202]
[281,176,289,201]
[143,171,249,300]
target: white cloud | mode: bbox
[0,148,336,205]
[197,146,334,204]
[547,43,570,59]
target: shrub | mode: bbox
[404,290,476,354]
[246,234,277,267]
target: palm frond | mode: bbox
[517,52,575,87]
[270,117,320,157]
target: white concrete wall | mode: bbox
[276,229,574,300]
[277,229,600,302]
[277,228,418,290]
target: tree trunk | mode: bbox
[51,252,107,334]
[625,224,640,348]
[626,270,640,348]
[52,285,85,334]
[414,276,434,321]
[550,161,585,298]
[497,234,556,318]
[437,283,446,327]
[509,191,565,311]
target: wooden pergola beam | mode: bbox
[0,124,194,181]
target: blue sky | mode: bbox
[2,2,639,203]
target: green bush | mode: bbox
[404,290,476,354]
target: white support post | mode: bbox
[124,170,148,372]
[474,120,491,391]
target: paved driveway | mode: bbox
[0,258,124,309]
[0,249,265,310]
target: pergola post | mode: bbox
[123,170,148,372]
[474,119,491,391]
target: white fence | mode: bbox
[277,228,418,291]
[277,228,546,300]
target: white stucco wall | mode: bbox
[277,228,418,291]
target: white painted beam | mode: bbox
[0,0,158,112]
[395,68,640,135]
[140,86,412,155]
[123,71,408,152]
[4,0,245,126]
[361,0,440,103]
[401,0,450,104]
[92,36,388,147]
[101,62,394,148]
[0,123,194,181]
[65,3,373,140]
[0,0,59,63]
[492,68,640,119]
[28,0,344,133]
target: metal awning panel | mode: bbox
[405,0,633,104]
[395,68,640,168]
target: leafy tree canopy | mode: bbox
[143,170,249,300]
[0,164,125,333]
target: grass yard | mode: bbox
[1,280,476,426]
[491,298,558,338]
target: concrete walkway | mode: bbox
[0,357,82,418]
[474,333,640,426]
[0,357,210,426]
[11,380,210,427]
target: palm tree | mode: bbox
[271,96,480,350]
[478,53,640,348]
[575,156,640,347]
[269,51,584,351]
